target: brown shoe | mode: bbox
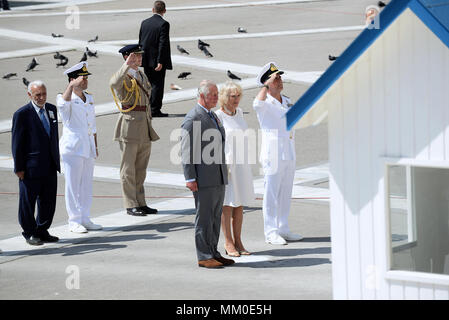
[215,256,235,266]
[198,258,224,268]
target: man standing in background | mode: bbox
[139,0,172,117]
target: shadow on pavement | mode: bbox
[300,237,331,242]
[233,257,331,268]
[114,221,194,233]
[3,233,165,257]
[253,247,331,257]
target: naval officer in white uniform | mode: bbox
[253,62,303,245]
[57,62,102,233]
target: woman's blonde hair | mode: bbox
[218,81,243,108]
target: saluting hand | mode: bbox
[71,76,85,89]
[126,53,139,68]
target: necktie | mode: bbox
[208,111,219,129]
[39,108,50,136]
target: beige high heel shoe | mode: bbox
[225,245,240,257]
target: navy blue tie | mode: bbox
[208,111,219,129]
[39,108,50,136]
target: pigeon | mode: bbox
[54,52,68,61]
[23,77,30,87]
[178,72,191,80]
[170,83,182,90]
[201,46,213,58]
[328,55,338,61]
[80,52,88,62]
[198,39,210,50]
[88,35,99,43]
[86,47,98,58]
[26,58,39,72]
[177,45,189,55]
[378,1,387,7]
[237,27,247,33]
[51,33,64,38]
[56,58,69,67]
[227,70,241,81]
[2,73,17,79]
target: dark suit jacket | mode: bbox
[139,14,173,70]
[181,105,228,188]
[11,102,60,179]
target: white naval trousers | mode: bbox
[62,154,95,227]
[262,159,295,239]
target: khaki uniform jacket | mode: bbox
[110,62,160,143]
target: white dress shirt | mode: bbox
[57,91,97,159]
[31,101,52,125]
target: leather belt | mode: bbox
[122,105,147,112]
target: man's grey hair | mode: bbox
[197,80,216,98]
[27,80,46,93]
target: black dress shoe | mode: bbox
[152,111,168,117]
[139,206,158,214]
[41,234,59,242]
[127,207,146,216]
[26,236,43,246]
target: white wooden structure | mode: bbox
[286,0,449,299]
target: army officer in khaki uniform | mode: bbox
[110,44,160,216]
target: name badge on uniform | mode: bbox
[48,110,55,119]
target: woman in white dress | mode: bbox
[216,81,255,257]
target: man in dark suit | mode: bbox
[11,81,61,245]
[139,1,172,118]
[181,80,234,269]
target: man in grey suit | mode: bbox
[181,80,234,268]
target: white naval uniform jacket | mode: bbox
[56,91,97,159]
[253,94,296,167]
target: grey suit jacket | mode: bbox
[181,104,228,188]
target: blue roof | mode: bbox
[286,0,449,130]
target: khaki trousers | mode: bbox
[119,141,151,208]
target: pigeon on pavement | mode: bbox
[86,47,98,58]
[227,70,241,81]
[178,72,191,80]
[177,45,190,55]
[2,73,17,79]
[26,58,39,72]
[88,35,99,43]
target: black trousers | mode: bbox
[18,172,57,239]
[1,0,10,9]
[144,67,166,113]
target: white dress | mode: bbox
[215,108,255,207]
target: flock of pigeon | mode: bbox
[172,35,243,90]
[2,34,99,87]
[3,30,242,92]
